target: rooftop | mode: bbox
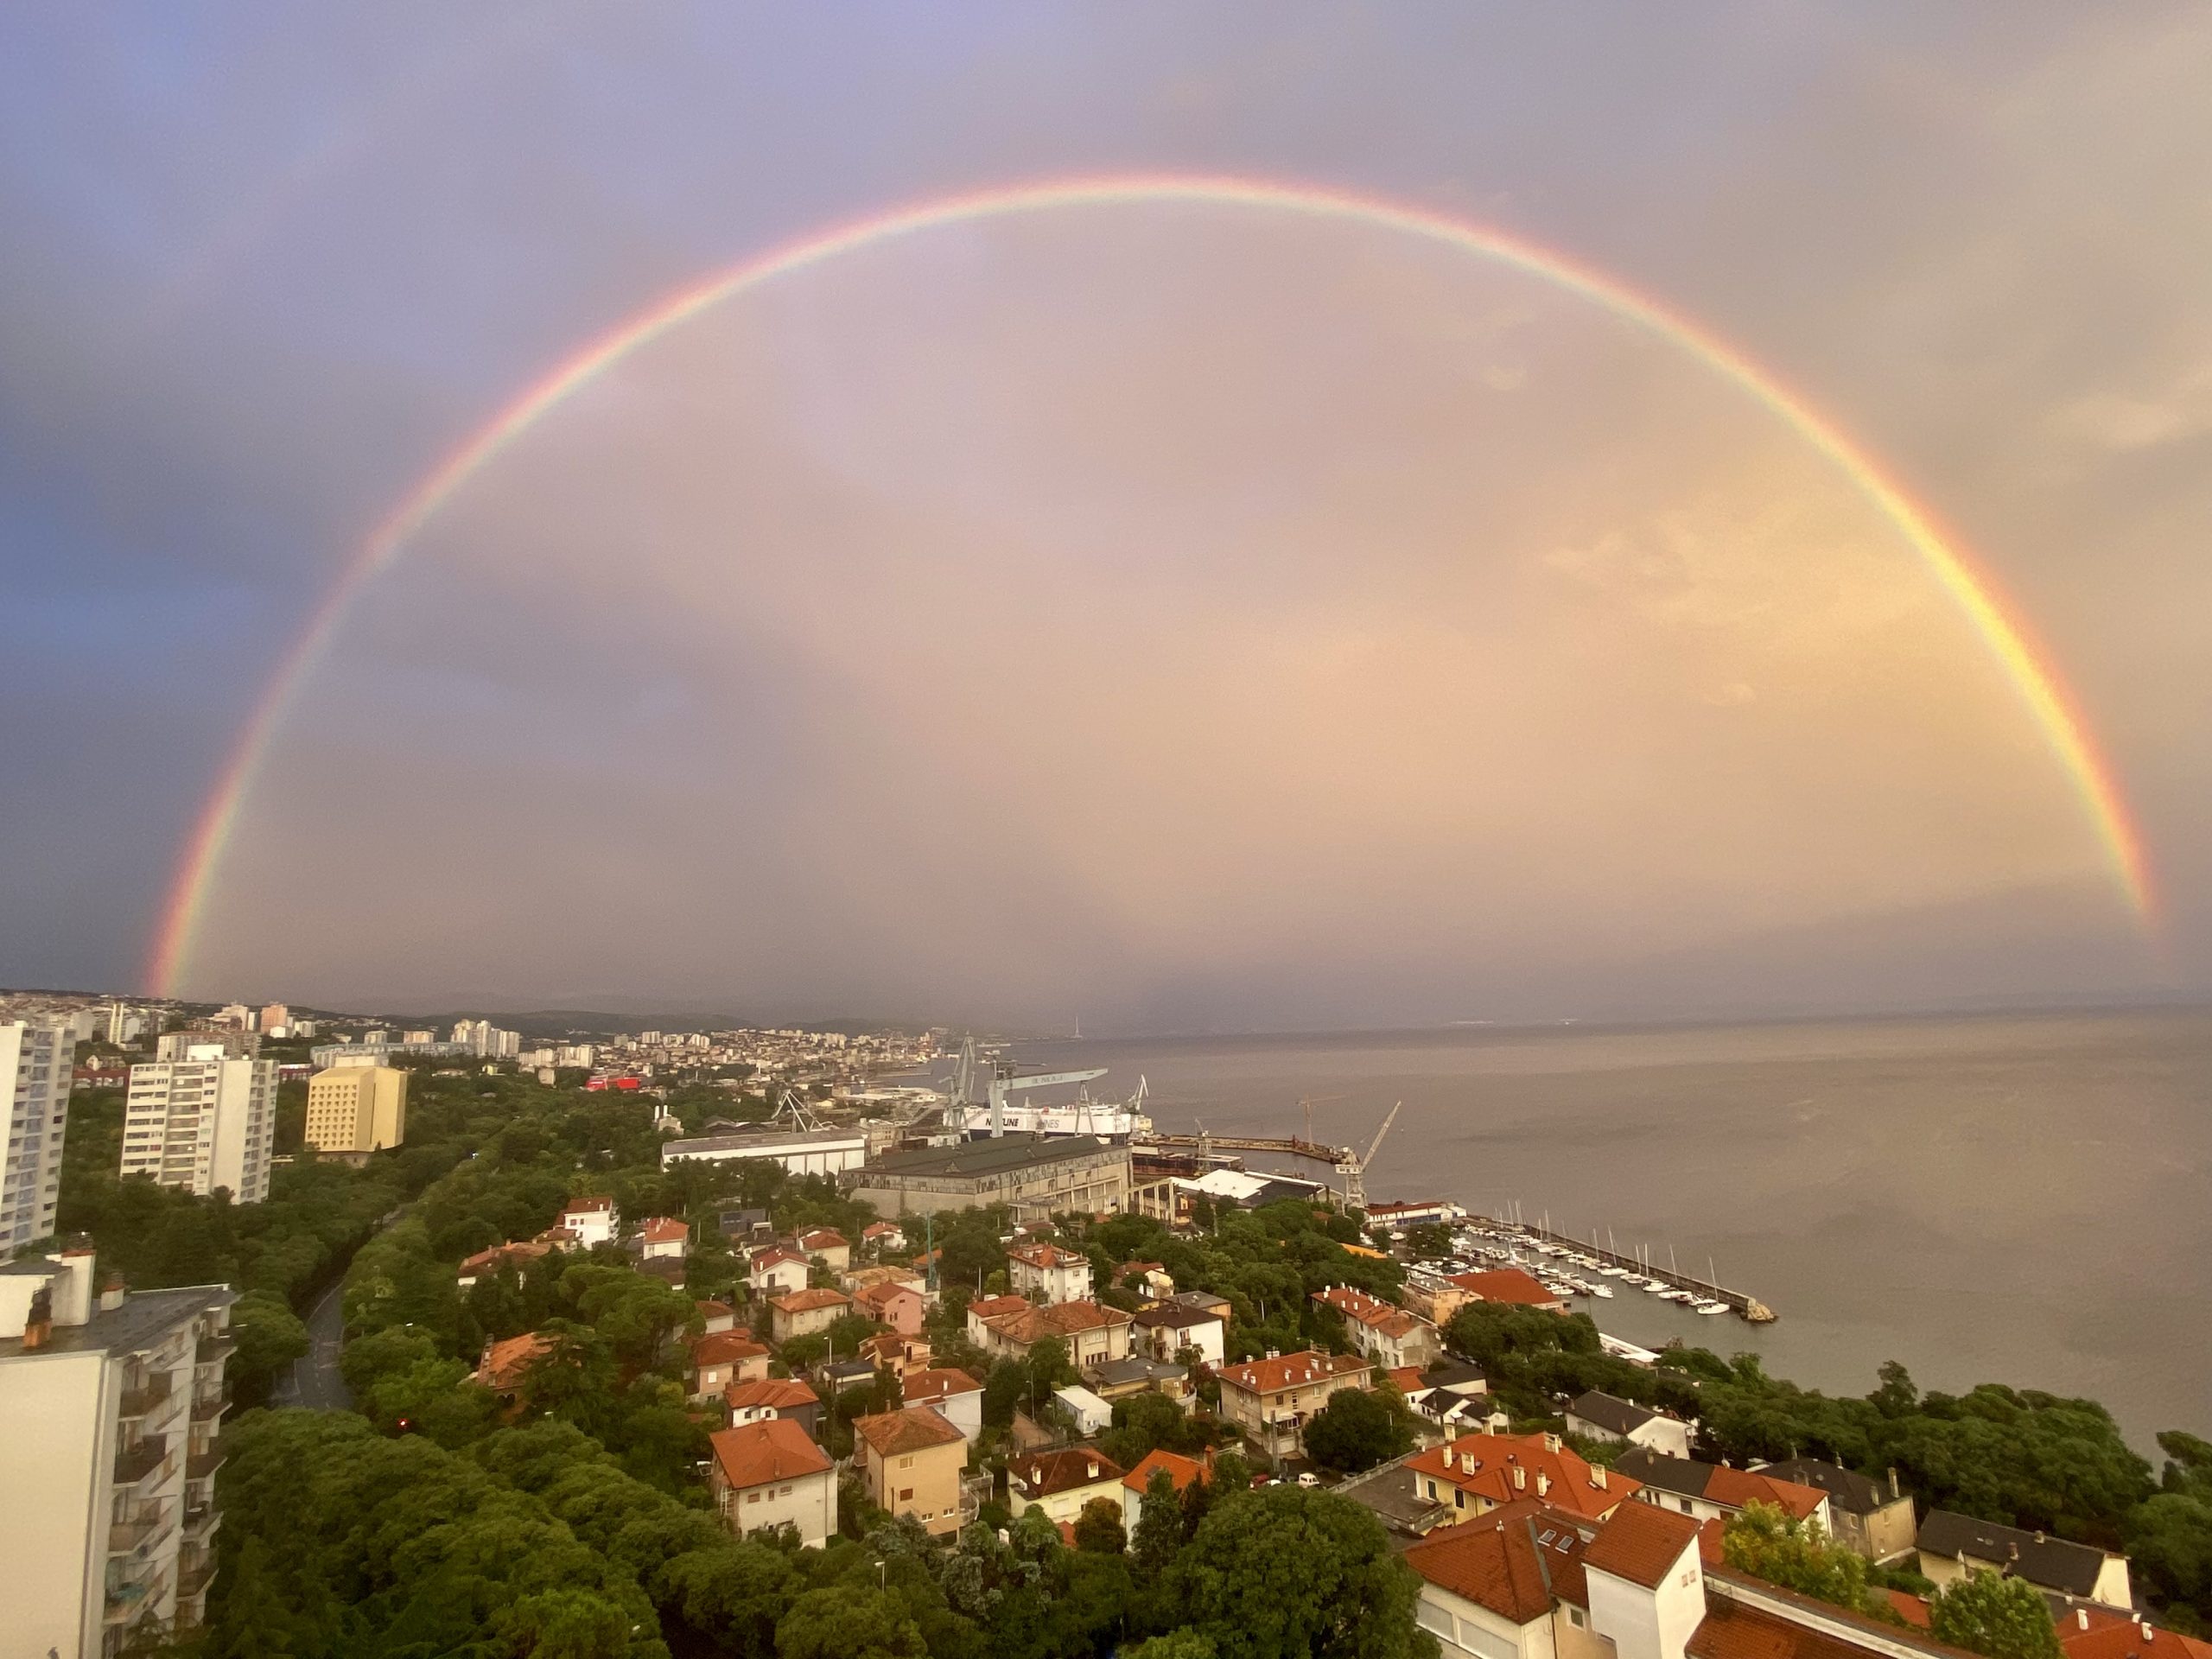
[725,1377,821,1412]
[1011,1446,1125,1497]
[1448,1268,1563,1307]
[1616,1449,1827,1521]
[1583,1496,1704,1588]
[1569,1389,1661,1437]
[904,1367,984,1404]
[768,1288,851,1314]
[1916,1510,2115,1598]
[0,1283,231,1362]
[711,1418,832,1488]
[1217,1349,1370,1395]
[1408,1431,1637,1522]
[854,1405,966,1458]
[1406,1499,1594,1621]
[1763,1459,1899,1516]
[862,1134,1123,1179]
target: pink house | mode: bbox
[856,1279,926,1335]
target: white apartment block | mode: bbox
[0,1249,235,1658]
[122,1048,276,1204]
[3,1016,73,1249]
[452,1020,522,1059]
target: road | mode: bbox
[274,1272,352,1411]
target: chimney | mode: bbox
[2145,1630,2156,1645]
[99,1275,126,1313]
[2077,1611,2090,1631]
[21,1287,52,1351]
[1544,1433,1560,1454]
[1537,1473,1551,1497]
[48,1245,96,1326]
[2035,1532,2047,1544]
[1592,1465,1607,1491]
[1514,1465,1527,1491]
[1088,1462,1099,1479]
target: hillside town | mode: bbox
[6,988,2209,1659]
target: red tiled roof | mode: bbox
[726,1377,821,1413]
[1007,1241,1087,1270]
[2063,1619,2212,1659]
[1217,1349,1371,1396]
[769,1287,851,1314]
[1313,1285,1429,1339]
[1704,1466,1829,1521]
[862,1222,903,1238]
[1583,1497,1703,1587]
[1405,1505,1588,1624]
[563,1195,614,1213]
[1010,1446,1125,1498]
[967,1294,1033,1321]
[1687,1593,1902,1659]
[475,1332,556,1391]
[1405,1433,1638,1522]
[1122,1448,1209,1497]
[710,1418,832,1489]
[853,1406,965,1458]
[797,1228,849,1249]
[750,1246,807,1271]
[1700,1516,1728,1567]
[696,1299,734,1317]
[1448,1268,1563,1307]
[856,1280,924,1312]
[640,1217,689,1243]
[1386,1366,1425,1395]
[904,1368,983,1405]
[982,1300,1132,1344]
[1887,1592,1933,1630]
[691,1330,770,1367]
[459,1240,551,1275]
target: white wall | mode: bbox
[1586,1547,1704,1659]
[0,1350,109,1659]
[729,1467,837,1549]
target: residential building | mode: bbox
[1131,1300,1226,1368]
[302,1064,407,1162]
[636,1217,689,1260]
[1086,1354,1192,1405]
[719,1208,775,1244]
[257,1004,289,1038]
[1447,1268,1566,1313]
[1313,1285,1442,1370]
[841,1262,930,1299]
[452,1020,521,1060]
[854,1279,926,1335]
[1408,1432,1637,1523]
[688,1330,772,1400]
[854,1407,971,1535]
[844,1134,1133,1222]
[709,1420,836,1548]
[3,1016,73,1249]
[1916,1510,2132,1608]
[556,1197,618,1247]
[725,1376,822,1439]
[660,1127,869,1176]
[121,1047,275,1204]
[695,1299,737,1334]
[966,1294,1033,1344]
[0,1250,235,1658]
[455,1240,552,1287]
[1120,1448,1211,1530]
[159,1027,258,1062]
[1007,1241,1093,1304]
[1009,1446,1126,1524]
[903,1369,984,1442]
[1764,1460,1917,1564]
[748,1246,811,1298]
[861,1220,906,1253]
[1567,1391,1694,1459]
[973,1299,1134,1370]
[1215,1349,1373,1462]
[1054,1384,1114,1436]
[767,1288,850,1344]
[858,1330,933,1376]
[796,1229,851,1272]
[1616,1449,1830,1532]
[474,1332,556,1415]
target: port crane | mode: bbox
[1133,1097,1402,1211]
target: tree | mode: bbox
[1128,1636,1219,1659]
[1176,1484,1431,1659]
[1721,1503,1891,1619]
[1302,1387,1412,1473]
[228,1290,309,1403]
[1133,1466,1185,1581]
[1074,1496,1128,1554]
[1927,1571,2065,1659]
[776,1586,928,1659]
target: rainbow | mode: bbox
[145,171,2154,995]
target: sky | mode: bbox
[2,4,2209,1033]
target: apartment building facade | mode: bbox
[122,1046,275,1204]
[0,1249,235,1658]
[303,1062,408,1160]
[3,1015,73,1249]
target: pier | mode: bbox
[1474,1215,1776,1322]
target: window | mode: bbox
[899,1488,914,1502]
[1569,1608,1586,1628]
[746,1491,760,1504]
[899,1455,913,1469]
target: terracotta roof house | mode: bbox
[903,1367,985,1441]
[1006,1240,1093,1305]
[974,1299,1133,1370]
[475,1332,556,1393]
[853,1278,927,1335]
[2063,1615,2212,1659]
[964,1294,1033,1344]
[457,1239,552,1287]
[725,1376,823,1438]
[1448,1268,1566,1313]
[1405,1498,1596,1628]
[1407,1431,1637,1522]
[709,1418,837,1548]
[861,1220,906,1250]
[637,1216,690,1260]
[1131,1299,1228,1367]
[853,1406,970,1535]
[1118,1448,1211,1529]
[1215,1349,1372,1462]
[1008,1446,1126,1524]
[795,1229,851,1271]
[688,1328,772,1400]
[747,1245,811,1297]
[767,1287,852,1344]
[696,1298,736,1333]
[1616,1448,1832,1532]
[1313,1284,1442,1370]
[1763,1459,1917,1563]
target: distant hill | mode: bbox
[389,1009,949,1041]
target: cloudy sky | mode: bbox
[3,4,2208,1031]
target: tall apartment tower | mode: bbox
[303,1063,407,1162]
[2,1016,73,1249]
[0,1248,235,1657]
[257,1003,289,1039]
[121,1047,276,1204]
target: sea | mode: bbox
[1011,1007,2212,1455]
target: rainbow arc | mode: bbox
[146,173,2153,995]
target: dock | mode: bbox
[1474,1215,1776,1322]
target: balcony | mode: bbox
[191,1391,226,1425]
[103,1562,167,1624]
[176,1554,217,1599]
[113,1434,168,1486]
[187,1444,226,1481]
[118,1372,175,1420]
[194,1333,236,1367]
[107,1503,174,1554]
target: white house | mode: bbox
[748,1246,811,1298]
[1007,1241,1093,1305]
[1053,1383,1114,1436]
[1566,1390,1693,1459]
[709,1420,837,1549]
[1130,1300,1226,1369]
[557,1196,618,1248]
[903,1369,985,1443]
[637,1217,690,1261]
[1312,1285,1441,1371]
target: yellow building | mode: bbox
[304,1064,407,1160]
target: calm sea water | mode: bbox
[1014,1009,2212,1453]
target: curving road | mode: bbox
[274,1272,352,1411]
